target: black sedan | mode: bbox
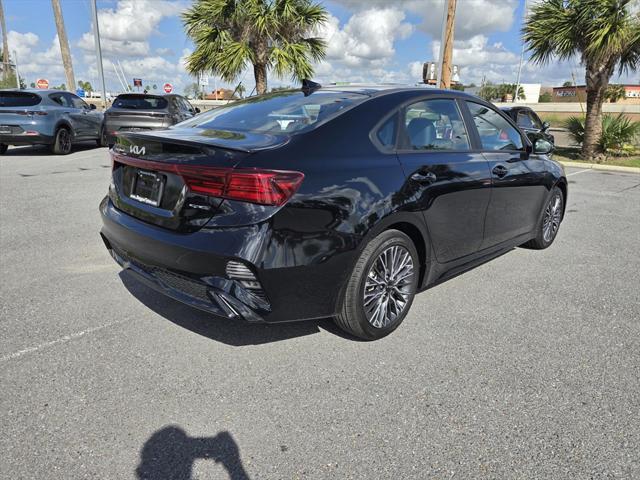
[100,84,567,340]
[500,105,555,149]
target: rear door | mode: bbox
[396,97,492,263]
[67,93,102,138]
[60,92,91,137]
[464,101,548,248]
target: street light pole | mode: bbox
[514,0,528,103]
[90,0,107,108]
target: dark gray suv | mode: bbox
[103,93,199,147]
[0,89,104,155]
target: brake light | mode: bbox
[182,167,304,206]
[113,155,304,206]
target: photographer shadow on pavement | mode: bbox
[136,426,250,480]
[118,271,355,346]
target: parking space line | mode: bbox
[567,168,592,177]
[0,319,128,364]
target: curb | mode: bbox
[559,160,640,174]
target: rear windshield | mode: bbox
[176,91,365,135]
[112,95,168,110]
[0,92,42,107]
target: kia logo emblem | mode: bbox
[129,145,146,156]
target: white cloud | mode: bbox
[318,9,413,66]
[78,0,185,58]
[7,31,67,80]
[308,9,414,84]
[332,0,518,40]
[432,34,519,65]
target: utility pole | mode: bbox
[0,0,9,81]
[51,0,75,91]
[90,0,107,108]
[437,0,457,89]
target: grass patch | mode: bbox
[553,147,640,168]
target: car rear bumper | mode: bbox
[0,132,53,146]
[104,120,169,145]
[99,196,348,323]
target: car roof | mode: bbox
[297,83,482,101]
[500,105,531,111]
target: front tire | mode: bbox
[0,143,8,155]
[523,186,564,250]
[51,127,72,155]
[335,229,419,340]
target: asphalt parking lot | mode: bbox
[1,145,639,479]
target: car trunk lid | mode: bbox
[109,128,291,232]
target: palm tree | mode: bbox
[604,84,626,102]
[183,0,327,95]
[523,0,640,160]
[51,0,75,92]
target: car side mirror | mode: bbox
[90,104,97,110]
[194,107,201,114]
[541,121,550,131]
[534,138,553,155]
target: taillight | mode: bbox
[181,167,304,206]
[113,155,303,207]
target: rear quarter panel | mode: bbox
[210,92,432,314]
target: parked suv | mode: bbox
[100,85,567,340]
[103,93,199,147]
[0,89,104,155]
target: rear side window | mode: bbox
[466,102,524,151]
[49,93,72,108]
[517,111,535,128]
[402,99,469,151]
[68,94,89,109]
[177,91,365,135]
[376,115,397,148]
[177,97,193,112]
[0,92,42,107]
[113,95,168,110]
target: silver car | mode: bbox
[0,89,104,155]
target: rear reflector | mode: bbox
[113,154,304,207]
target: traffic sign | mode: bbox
[76,88,85,97]
[36,78,49,89]
[163,83,173,94]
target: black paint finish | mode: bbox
[100,88,567,323]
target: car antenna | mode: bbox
[301,79,321,96]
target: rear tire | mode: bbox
[0,144,8,155]
[523,186,564,250]
[51,127,72,155]
[335,229,419,340]
[97,126,107,147]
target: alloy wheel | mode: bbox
[542,192,563,243]
[363,245,415,328]
[59,129,71,154]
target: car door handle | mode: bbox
[410,171,437,184]
[492,165,509,178]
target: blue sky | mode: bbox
[2,0,636,95]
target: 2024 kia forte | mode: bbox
[100,84,566,340]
